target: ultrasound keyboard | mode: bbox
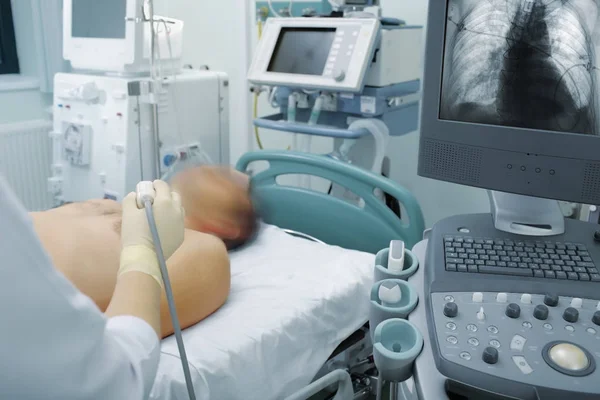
[444,236,600,281]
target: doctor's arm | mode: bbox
[0,179,183,399]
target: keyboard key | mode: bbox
[445,237,454,242]
[545,248,555,254]
[469,254,479,260]
[516,242,525,247]
[533,258,543,264]
[490,255,500,261]
[551,265,562,271]
[582,256,593,262]
[556,244,566,250]
[493,245,503,250]
[567,250,576,256]
[524,247,534,253]
[487,261,497,266]
[458,265,468,272]
[480,255,490,260]
[523,257,533,263]
[455,237,464,243]
[466,259,475,265]
[494,240,505,245]
[528,252,538,258]
[577,244,587,251]
[459,253,468,259]
[504,246,514,252]
[447,264,457,271]
[534,270,545,278]
[465,238,474,243]
[476,249,486,255]
[555,260,565,266]
[567,272,579,280]
[566,260,576,266]
[561,255,571,261]
[501,256,511,262]
[476,260,485,266]
[518,263,529,269]
[447,252,458,258]
[505,240,515,246]
[515,246,524,252]
[479,266,533,277]
[556,250,566,255]
[550,254,559,260]
[540,253,549,259]
[456,248,466,253]
[543,259,553,265]
[571,256,582,262]
[508,251,518,257]
[529,263,540,269]
[588,268,598,274]
[483,244,492,250]
[541,264,550,270]
[511,257,522,262]
[579,273,590,281]
[508,262,518,268]
[474,244,483,249]
[566,244,577,251]
[475,239,484,244]
[497,261,507,267]
[463,243,472,249]
[556,271,567,280]
[468,265,478,273]
[485,239,494,245]
[574,267,587,273]
[562,266,573,272]
[454,242,463,248]
[545,271,556,279]
[498,251,507,256]
[591,274,600,282]
[535,242,545,248]
[578,262,595,268]
[488,250,497,256]
[466,249,475,254]
[546,243,556,249]
[579,251,590,257]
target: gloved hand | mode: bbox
[118,180,185,286]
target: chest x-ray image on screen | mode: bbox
[440,0,600,135]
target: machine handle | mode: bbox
[284,370,354,400]
[253,117,370,139]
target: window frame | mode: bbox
[0,0,20,75]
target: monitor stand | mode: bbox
[488,191,565,237]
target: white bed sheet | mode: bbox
[150,223,375,400]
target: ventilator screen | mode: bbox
[72,0,127,39]
[268,28,336,76]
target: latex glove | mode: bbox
[119,180,185,286]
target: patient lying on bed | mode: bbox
[30,166,256,338]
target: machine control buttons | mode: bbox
[446,322,457,331]
[466,324,478,332]
[521,294,532,304]
[597,301,600,311]
[444,295,455,303]
[333,69,346,82]
[571,298,583,309]
[543,323,553,330]
[565,326,575,332]
[522,321,533,329]
[587,327,597,335]
[472,292,484,303]
[468,338,480,347]
[510,335,527,352]
[563,307,579,323]
[534,305,549,320]
[487,326,499,334]
[477,307,486,321]
[447,336,458,345]
[512,356,534,375]
[489,339,501,349]
[444,302,458,318]
[592,311,600,326]
[483,347,499,365]
[544,294,559,307]
[460,352,472,361]
[496,293,508,303]
[546,343,592,374]
[506,303,521,319]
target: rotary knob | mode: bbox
[544,294,559,307]
[593,311,600,326]
[444,302,458,318]
[563,307,579,323]
[534,304,549,321]
[506,303,521,319]
[483,347,499,365]
[333,69,346,82]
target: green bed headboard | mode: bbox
[235,151,425,254]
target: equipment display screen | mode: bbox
[268,28,337,76]
[72,0,127,39]
[439,0,600,136]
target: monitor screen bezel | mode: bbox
[419,1,600,163]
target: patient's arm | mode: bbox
[30,206,231,339]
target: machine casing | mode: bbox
[50,69,229,204]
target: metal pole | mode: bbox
[147,0,162,179]
[389,382,400,400]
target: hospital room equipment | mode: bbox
[136,181,196,400]
[248,12,422,197]
[395,0,600,398]
[51,0,229,204]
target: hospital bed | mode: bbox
[150,151,425,400]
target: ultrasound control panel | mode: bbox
[432,292,599,393]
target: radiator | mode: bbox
[0,120,53,211]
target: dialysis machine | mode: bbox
[50,0,229,204]
[248,0,423,205]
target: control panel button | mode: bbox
[548,343,590,372]
[506,303,521,319]
[597,301,600,311]
[460,351,472,361]
[487,326,499,334]
[333,69,346,82]
[472,292,483,303]
[543,323,553,330]
[563,307,579,323]
[522,321,533,329]
[534,304,549,321]
[466,324,478,333]
[571,298,583,309]
[496,293,508,303]
[587,327,597,335]
[512,356,534,375]
[489,339,501,349]
[565,325,575,332]
[483,347,499,365]
[544,294,559,307]
[521,294,532,304]
[468,338,480,347]
[446,322,457,331]
[444,302,458,318]
[447,336,458,344]
[477,307,486,321]
[592,311,600,326]
[510,335,527,352]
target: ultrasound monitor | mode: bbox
[418,0,600,236]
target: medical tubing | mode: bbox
[144,200,197,400]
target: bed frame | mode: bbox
[236,151,425,252]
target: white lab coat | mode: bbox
[0,177,160,399]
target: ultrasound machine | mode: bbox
[407,0,600,399]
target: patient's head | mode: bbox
[171,165,257,250]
